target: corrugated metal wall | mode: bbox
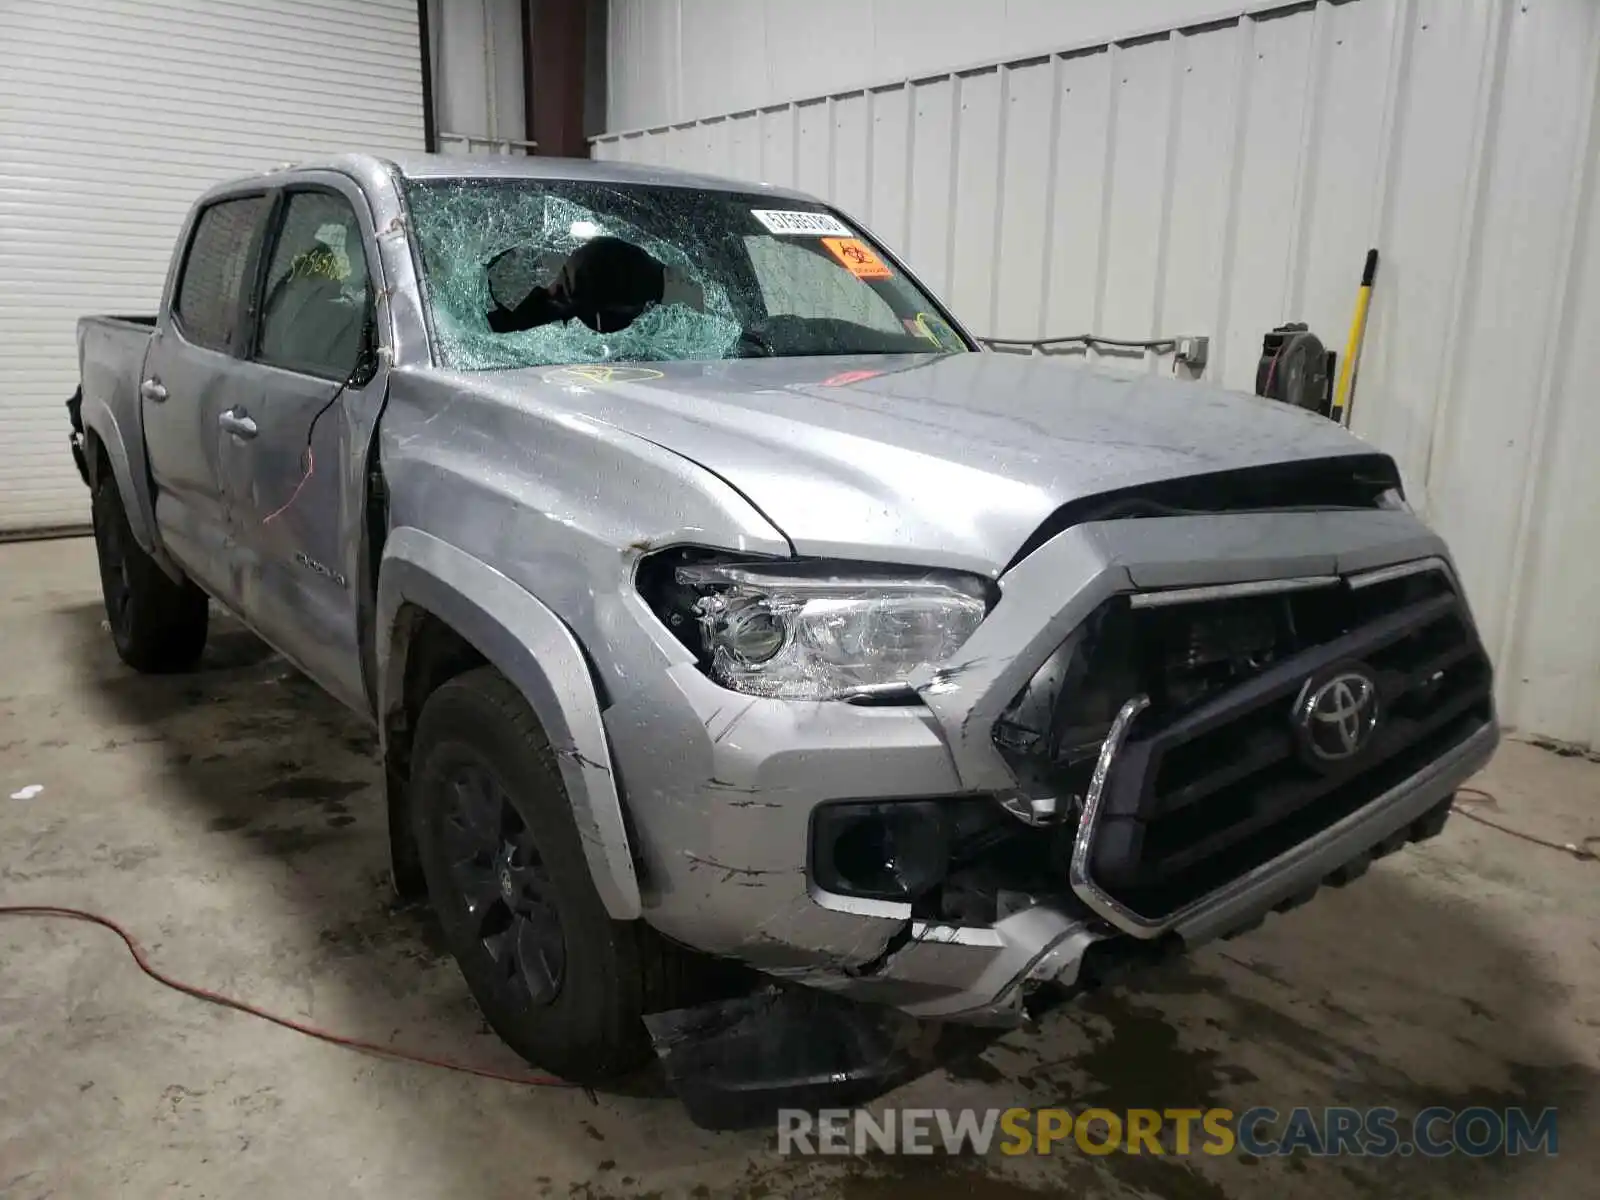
[605,0,1287,133]
[594,0,1600,749]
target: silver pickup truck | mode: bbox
[69,154,1496,1110]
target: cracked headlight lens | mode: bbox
[666,561,990,700]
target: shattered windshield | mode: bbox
[403,177,970,370]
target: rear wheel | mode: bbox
[411,667,694,1082]
[90,467,208,673]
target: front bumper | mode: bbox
[851,717,1494,1022]
[605,510,1493,1024]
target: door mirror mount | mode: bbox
[350,306,380,388]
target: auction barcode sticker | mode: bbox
[751,209,854,236]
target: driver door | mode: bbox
[220,184,383,713]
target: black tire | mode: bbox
[90,467,208,673]
[411,666,687,1082]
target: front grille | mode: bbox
[993,566,1493,921]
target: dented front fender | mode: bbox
[377,527,642,919]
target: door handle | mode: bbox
[219,408,258,440]
[139,378,167,403]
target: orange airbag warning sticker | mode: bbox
[822,237,893,280]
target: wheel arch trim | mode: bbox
[80,401,175,574]
[376,527,642,920]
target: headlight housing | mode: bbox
[642,555,991,700]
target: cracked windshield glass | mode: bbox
[404,177,969,370]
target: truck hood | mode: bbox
[484,352,1388,575]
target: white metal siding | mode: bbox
[426,0,529,153]
[596,0,1600,749]
[610,0,1289,133]
[0,0,424,533]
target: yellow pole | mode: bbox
[1332,249,1379,426]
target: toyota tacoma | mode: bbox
[68,154,1496,1111]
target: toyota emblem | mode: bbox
[1294,668,1380,764]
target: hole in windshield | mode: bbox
[403,177,970,371]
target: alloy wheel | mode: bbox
[441,761,566,1007]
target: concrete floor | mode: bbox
[0,537,1596,1200]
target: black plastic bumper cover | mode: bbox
[644,985,984,1131]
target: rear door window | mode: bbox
[173,195,268,352]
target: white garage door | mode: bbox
[0,0,425,534]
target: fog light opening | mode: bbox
[812,801,951,902]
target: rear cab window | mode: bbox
[172,195,269,353]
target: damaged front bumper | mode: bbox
[605,513,1497,1027]
[630,709,1491,1131]
[612,658,1491,1027]
[819,717,1494,1023]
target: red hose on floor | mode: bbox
[0,904,573,1088]
[9,797,1585,1092]
[1453,788,1598,862]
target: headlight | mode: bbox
[646,557,990,700]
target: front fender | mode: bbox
[376,527,641,920]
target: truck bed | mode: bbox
[70,314,158,488]
[82,314,157,328]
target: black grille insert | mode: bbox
[993,567,1493,920]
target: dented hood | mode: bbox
[492,352,1385,575]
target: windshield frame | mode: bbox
[397,174,980,370]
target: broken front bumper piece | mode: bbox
[644,986,963,1131]
[812,717,1495,1023]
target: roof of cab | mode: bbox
[395,152,808,195]
[225,152,820,205]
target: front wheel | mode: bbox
[90,468,208,673]
[411,667,693,1083]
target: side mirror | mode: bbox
[485,245,555,313]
